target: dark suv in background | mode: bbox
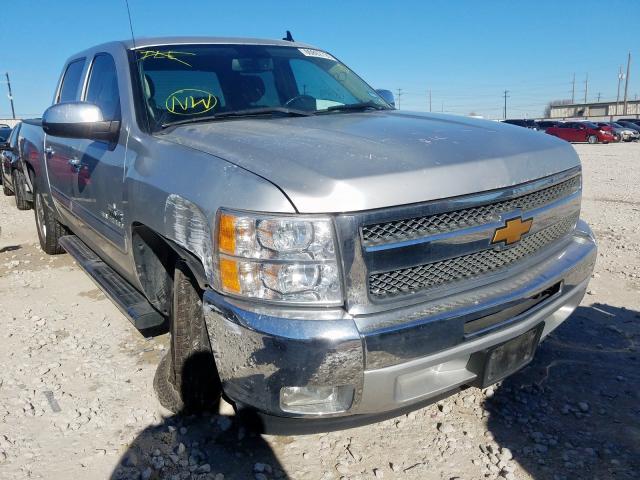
[503,119,538,130]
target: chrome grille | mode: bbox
[369,214,578,298]
[362,175,581,246]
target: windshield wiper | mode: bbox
[323,102,390,113]
[160,107,312,129]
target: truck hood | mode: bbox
[162,111,580,213]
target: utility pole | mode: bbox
[584,74,588,104]
[616,66,624,118]
[441,101,444,113]
[571,73,575,103]
[597,92,601,102]
[503,90,509,120]
[396,88,403,110]
[428,89,432,112]
[5,72,16,120]
[623,52,631,115]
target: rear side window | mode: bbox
[58,59,85,103]
[85,53,121,121]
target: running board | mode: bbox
[59,235,165,330]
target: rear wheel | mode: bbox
[587,135,598,144]
[2,175,13,196]
[13,170,31,210]
[34,184,66,255]
[154,261,221,413]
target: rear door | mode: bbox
[70,52,127,251]
[45,58,87,212]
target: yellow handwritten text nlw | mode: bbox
[165,89,218,115]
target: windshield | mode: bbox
[133,44,390,130]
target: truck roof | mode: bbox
[97,36,317,51]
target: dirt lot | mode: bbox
[0,142,638,480]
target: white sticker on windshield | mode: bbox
[298,48,335,61]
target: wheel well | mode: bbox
[131,224,209,317]
[131,224,177,317]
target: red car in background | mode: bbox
[546,122,615,144]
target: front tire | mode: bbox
[154,261,221,413]
[587,135,598,144]
[13,170,31,210]
[34,184,66,255]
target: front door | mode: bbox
[71,53,127,252]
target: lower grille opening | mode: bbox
[464,281,562,336]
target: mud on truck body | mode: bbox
[20,37,596,433]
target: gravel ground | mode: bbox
[0,142,638,480]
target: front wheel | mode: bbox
[587,135,598,144]
[34,184,66,254]
[154,261,221,413]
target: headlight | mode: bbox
[215,210,343,305]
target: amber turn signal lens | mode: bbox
[219,258,241,293]
[218,213,236,254]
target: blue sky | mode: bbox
[1,0,638,119]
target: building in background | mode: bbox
[549,100,640,120]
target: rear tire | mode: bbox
[2,177,13,196]
[34,184,66,255]
[587,135,598,144]
[154,261,221,413]
[13,170,31,210]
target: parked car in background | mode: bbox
[617,119,640,129]
[503,119,538,130]
[596,122,639,142]
[616,120,640,134]
[546,122,615,144]
[0,121,32,209]
[536,120,561,132]
[0,124,11,142]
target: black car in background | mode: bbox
[617,121,640,133]
[503,119,539,130]
[0,124,11,142]
[0,121,31,209]
[536,120,561,132]
[616,120,640,132]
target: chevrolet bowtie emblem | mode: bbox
[492,216,533,245]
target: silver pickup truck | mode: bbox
[20,36,596,433]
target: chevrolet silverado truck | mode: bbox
[21,37,596,433]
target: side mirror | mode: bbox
[42,102,120,143]
[376,89,396,108]
[0,141,10,151]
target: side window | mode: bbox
[58,59,85,103]
[85,54,121,121]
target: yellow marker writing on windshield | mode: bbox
[166,89,218,115]
[138,50,196,67]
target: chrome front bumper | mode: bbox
[203,220,596,427]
